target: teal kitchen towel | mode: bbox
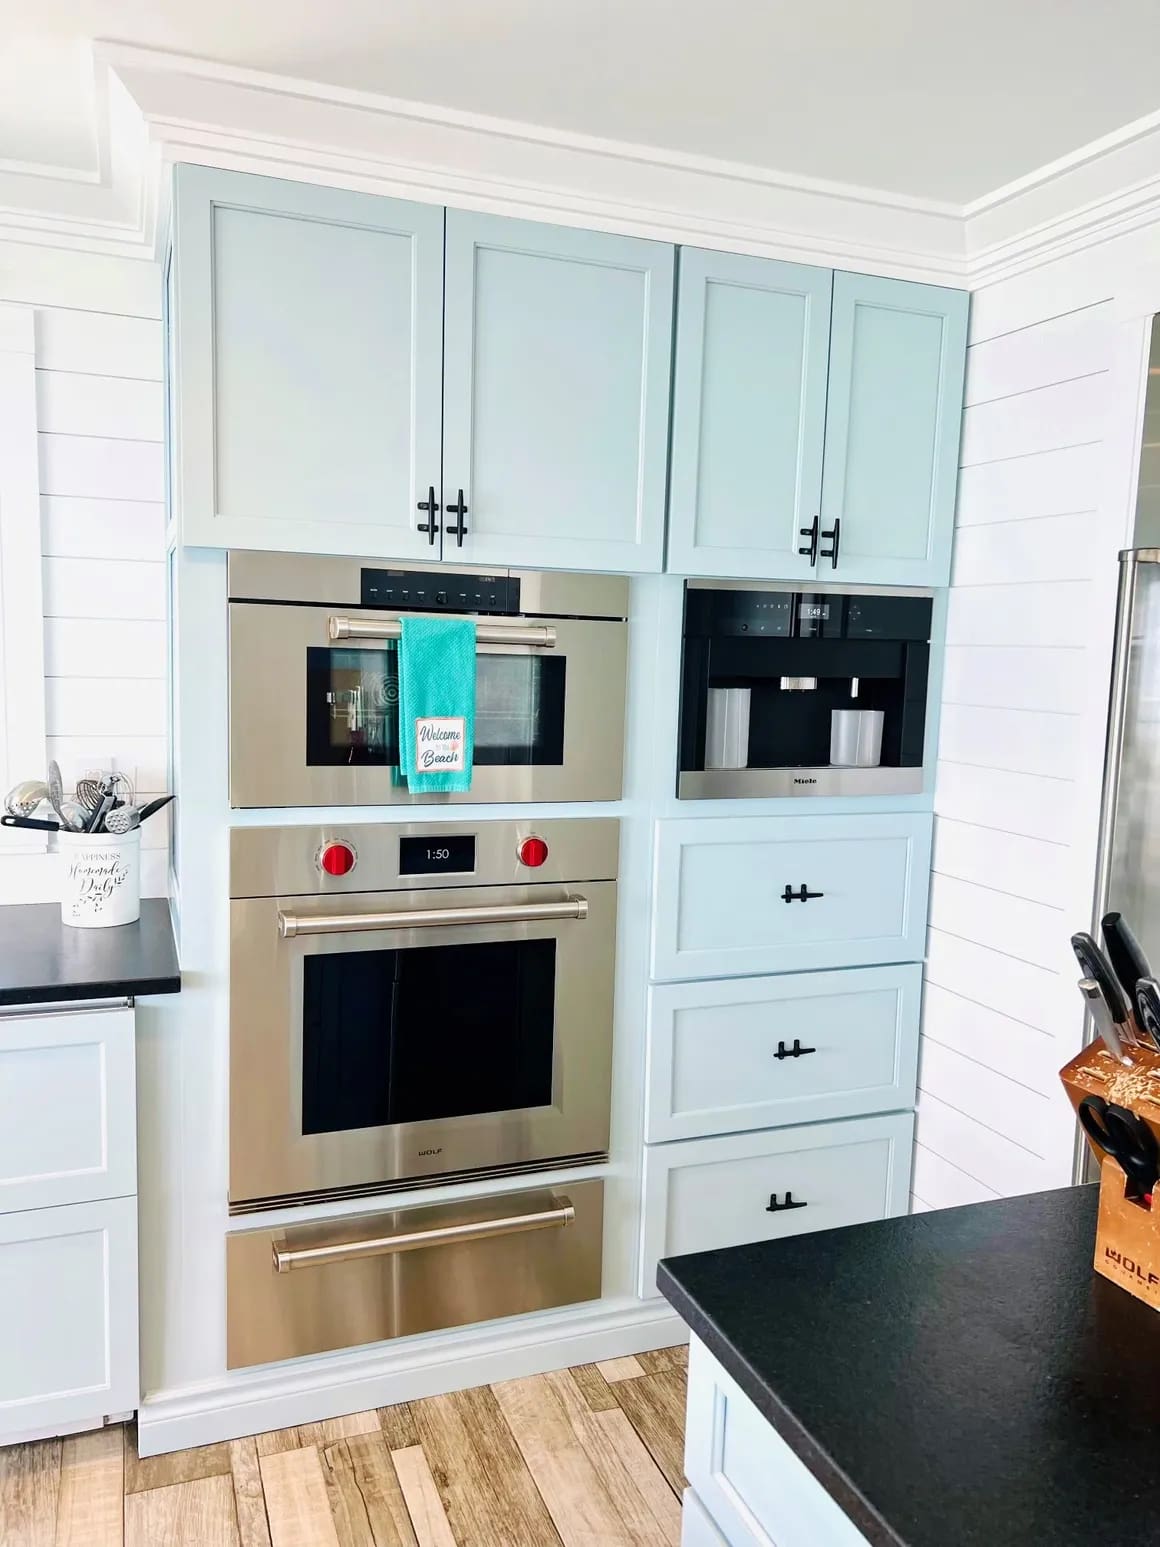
[397,615,476,793]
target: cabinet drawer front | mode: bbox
[0,1007,136,1213]
[685,1337,872,1547]
[681,1489,731,1546]
[646,965,921,1142]
[0,1197,138,1441]
[639,1113,912,1298]
[227,1180,603,1369]
[652,814,932,981]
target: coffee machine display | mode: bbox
[678,581,933,799]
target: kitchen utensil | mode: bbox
[830,708,885,768]
[1070,932,1137,1045]
[705,688,750,770]
[1078,1095,1160,1201]
[135,794,174,823]
[1078,977,1133,1064]
[103,805,140,834]
[1101,911,1153,1004]
[1136,977,1160,1052]
[47,759,68,829]
[59,801,88,832]
[1,814,60,832]
[4,779,49,817]
[74,776,105,814]
[86,780,116,834]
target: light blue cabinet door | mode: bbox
[819,273,968,587]
[171,165,445,557]
[442,211,674,572]
[651,812,933,981]
[667,250,832,580]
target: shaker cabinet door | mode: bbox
[172,165,445,557]
[667,250,832,580]
[442,211,674,573]
[818,272,968,587]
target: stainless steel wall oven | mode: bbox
[229,818,618,1210]
[227,552,629,808]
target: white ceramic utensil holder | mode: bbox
[59,829,141,928]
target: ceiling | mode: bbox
[3,0,1160,206]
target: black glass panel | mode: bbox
[305,647,566,768]
[301,938,557,1135]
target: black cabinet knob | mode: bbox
[766,1192,808,1213]
[820,517,841,569]
[798,514,819,565]
[417,485,440,544]
[782,884,824,903]
[445,489,468,547]
[774,1039,817,1060]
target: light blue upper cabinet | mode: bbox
[818,272,968,587]
[171,166,445,556]
[667,250,833,580]
[442,211,674,572]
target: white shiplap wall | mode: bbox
[913,297,1128,1211]
[0,250,168,903]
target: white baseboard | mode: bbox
[136,1295,687,1456]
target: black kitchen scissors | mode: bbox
[1079,1096,1160,1201]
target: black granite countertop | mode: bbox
[659,1185,1160,1547]
[0,899,180,1006]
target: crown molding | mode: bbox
[2,42,1160,296]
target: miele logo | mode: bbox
[418,1147,443,1157]
[793,777,818,786]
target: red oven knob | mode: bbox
[319,841,356,877]
[518,835,549,869]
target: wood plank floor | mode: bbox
[0,1345,689,1547]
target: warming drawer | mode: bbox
[226,1180,603,1368]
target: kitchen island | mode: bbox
[659,1185,1160,1546]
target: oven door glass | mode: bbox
[304,646,566,768]
[301,936,557,1133]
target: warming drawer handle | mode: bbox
[271,1197,577,1273]
[329,615,557,648]
[277,897,589,939]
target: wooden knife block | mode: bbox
[1061,1042,1160,1310]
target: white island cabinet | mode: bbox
[0,1004,139,1444]
[683,1336,871,1546]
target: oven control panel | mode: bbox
[360,568,520,615]
[231,820,619,899]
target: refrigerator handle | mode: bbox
[1092,551,1141,929]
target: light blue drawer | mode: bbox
[646,965,921,1142]
[651,813,932,982]
[639,1111,913,1298]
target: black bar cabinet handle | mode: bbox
[798,514,819,565]
[774,1039,817,1061]
[446,489,468,547]
[417,485,440,544]
[820,517,841,569]
[782,884,824,903]
[766,1192,808,1213]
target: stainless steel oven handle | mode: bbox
[271,1196,576,1272]
[329,615,557,648]
[277,896,589,938]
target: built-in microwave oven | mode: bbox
[677,580,933,798]
[226,552,628,808]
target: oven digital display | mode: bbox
[399,835,476,876]
[798,602,830,622]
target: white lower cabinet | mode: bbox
[639,1112,913,1298]
[0,1198,139,1441]
[0,1005,140,1443]
[684,1336,871,1546]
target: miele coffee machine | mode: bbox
[677,581,933,798]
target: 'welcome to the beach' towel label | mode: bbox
[414,716,467,772]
